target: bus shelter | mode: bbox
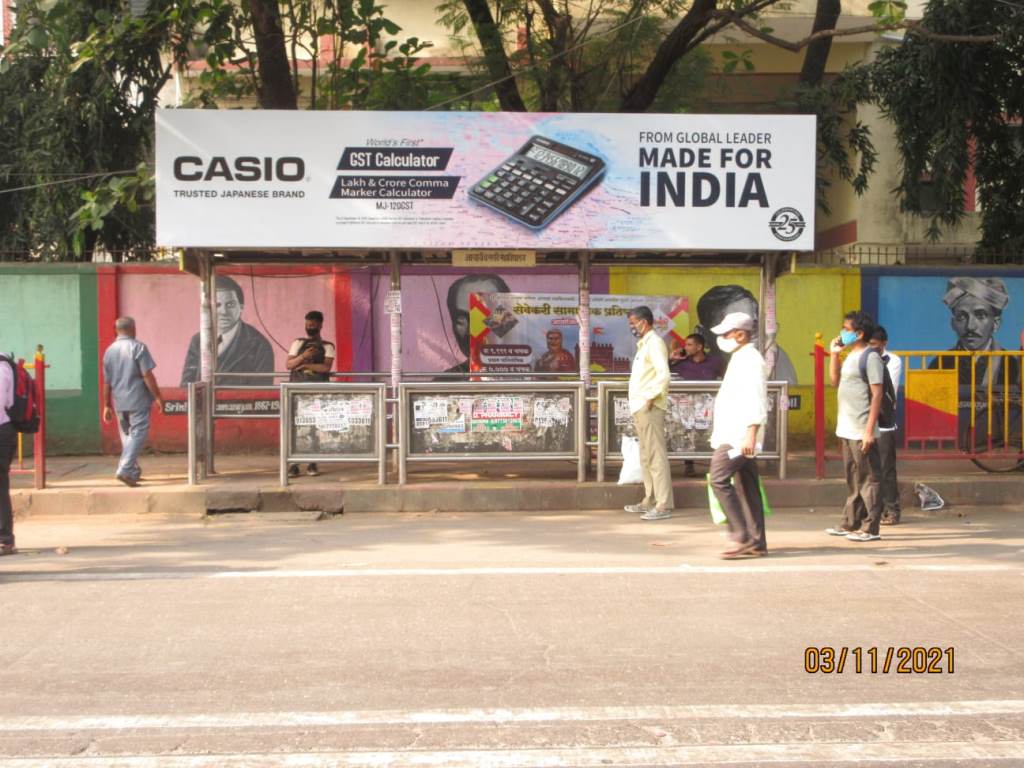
[156,109,815,485]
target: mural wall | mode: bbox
[2,262,1022,455]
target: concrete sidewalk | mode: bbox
[9,450,1022,517]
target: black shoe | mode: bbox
[288,465,300,478]
[306,463,321,477]
[116,474,139,487]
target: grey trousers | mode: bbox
[877,430,901,517]
[633,406,674,511]
[116,408,151,483]
[840,438,882,535]
[710,446,766,551]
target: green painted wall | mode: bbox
[0,265,100,454]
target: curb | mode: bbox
[11,475,1020,517]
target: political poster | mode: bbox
[468,293,688,374]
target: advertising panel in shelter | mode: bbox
[468,292,688,373]
[155,110,816,251]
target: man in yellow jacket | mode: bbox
[624,306,674,520]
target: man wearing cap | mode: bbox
[623,306,674,521]
[708,312,770,558]
[930,277,1020,450]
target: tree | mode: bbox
[869,0,1024,262]
[0,0,443,261]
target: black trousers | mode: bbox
[710,445,766,551]
[877,430,901,517]
[0,423,15,547]
[840,438,882,535]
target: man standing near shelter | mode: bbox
[708,313,769,558]
[0,357,15,555]
[670,332,725,477]
[103,317,165,487]
[624,306,674,521]
[870,326,902,525]
[285,311,336,478]
[827,311,884,542]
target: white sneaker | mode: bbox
[641,508,672,521]
[846,531,881,542]
[624,504,651,514]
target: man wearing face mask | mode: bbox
[623,306,674,521]
[285,311,336,478]
[708,312,770,558]
[826,311,885,543]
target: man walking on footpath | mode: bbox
[870,326,903,525]
[707,312,769,558]
[102,317,164,487]
[623,306,674,521]
[0,358,15,555]
[827,311,885,542]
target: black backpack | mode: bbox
[1,354,41,434]
[858,347,897,431]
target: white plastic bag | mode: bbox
[914,482,945,511]
[618,436,643,485]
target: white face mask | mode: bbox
[717,336,740,354]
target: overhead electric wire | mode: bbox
[0,169,136,196]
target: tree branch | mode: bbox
[462,0,527,111]
[719,13,1001,53]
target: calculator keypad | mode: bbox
[473,158,581,226]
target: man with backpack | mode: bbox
[870,326,903,525]
[102,317,165,487]
[0,355,16,555]
[826,311,887,542]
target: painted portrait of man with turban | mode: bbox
[930,277,1020,452]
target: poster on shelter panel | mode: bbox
[468,292,688,374]
[155,110,816,251]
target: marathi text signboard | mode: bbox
[155,110,816,251]
[469,293,688,373]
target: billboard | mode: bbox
[155,110,816,251]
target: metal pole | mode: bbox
[596,382,606,483]
[576,383,586,482]
[33,346,46,490]
[198,251,217,474]
[377,386,387,485]
[389,251,402,480]
[814,333,826,480]
[279,384,289,487]
[398,385,408,485]
[762,253,779,376]
[778,382,789,480]
[578,252,591,389]
[187,382,197,486]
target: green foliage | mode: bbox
[0,0,446,260]
[869,0,1023,262]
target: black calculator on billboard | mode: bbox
[468,136,606,230]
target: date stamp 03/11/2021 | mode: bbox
[805,647,956,674]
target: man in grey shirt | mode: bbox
[826,310,885,542]
[102,317,164,487]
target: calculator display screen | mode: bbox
[524,145,590,179]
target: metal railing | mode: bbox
[595,380,790,481]
[812,339,1023,477]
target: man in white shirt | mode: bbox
[624,306,674,520]
[708,312,769,558]
[0,357,15,555]
[870,326,903,525]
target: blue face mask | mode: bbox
[840,329,859,346]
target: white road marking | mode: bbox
[0,562,1019,583]
[1,741,1023,767]
[3,700,1024,732]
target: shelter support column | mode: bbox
[578,252,591,389]
[578,252,591,481]
[389,251,402,479]
[198,251,217,474]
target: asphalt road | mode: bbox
[1,506,1022,766]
